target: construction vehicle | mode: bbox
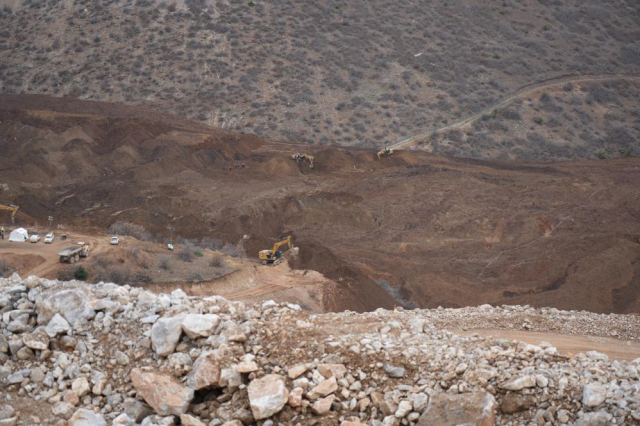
[292,153,315,169]
[259,236,293,265]
[0,204,19,223]
[377,147,394,160]
[58,242,90,263]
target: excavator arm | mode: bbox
[259,236,293,265]
[0,204,19,223]
[271,236,292,254]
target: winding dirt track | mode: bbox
[388,73,640,150]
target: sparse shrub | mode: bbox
[595,150,606,160]
[194,249,204,257]
[58,267,75,281]
[618,147,633,157]
[159,255,171,270]
[188,272,203,282]
[74,266,89,281]
[179,246,194,263]
[220,242,245,258]
[108,221,153,242]
[127,246,141,259]
[533,117,544,125]
[108,266,130,284]
[0,259,10,272]
[210,257,222,267]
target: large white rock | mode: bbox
[68,408,107,426]
[36,287,91,326]
[582,383,607,408]
[45,314,71,337]
[247,374,289,420]
[181,314,220,339]
[150,316,184,356]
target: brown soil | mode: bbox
[1,95,639,314]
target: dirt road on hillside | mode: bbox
[389,73,640,150]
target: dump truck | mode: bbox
[58,243,90,263]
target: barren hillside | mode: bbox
[0,0,638,159]
[1,95,639,314]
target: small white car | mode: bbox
[44,233,54,244]
[30,234,41,243]
[110,236,120,245]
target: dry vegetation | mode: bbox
[0,0,638,159]
[427,80,640,161]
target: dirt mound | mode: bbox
[2,95,640,314]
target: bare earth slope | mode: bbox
[1,95,639,314]
[0,0,638,159]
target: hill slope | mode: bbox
[0,0,638,159]
[1,95,639,314]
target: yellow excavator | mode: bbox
[259,236,293,265]
[377,147,394,160]
[0,204,19,223]
[292,153,315,169]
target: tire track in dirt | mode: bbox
[388,73,640,150]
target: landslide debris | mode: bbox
[1,274,639,425]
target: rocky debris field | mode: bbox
[0,274,639,426]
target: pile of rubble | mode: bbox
[0,274,638,426]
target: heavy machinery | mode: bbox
[292,153,315,169]
[259,236,293,265]
[0,204,19,223]
[58,242,90,263]
[377,147,394,160]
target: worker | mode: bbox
[0,227,4,240]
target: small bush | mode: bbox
[58,267,75,281]
[220,242,245,258]
[188,272,203,282]
[179,246,194,263]
[74,266,89,281]
[210,257,222,267]
[618,146,633,157]
[194,249,204,257]
[0,259,10,272]
[595,150,606,160]
[159,255,171,270]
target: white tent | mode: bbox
[9,228,29,242]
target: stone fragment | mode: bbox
[576,411,609,426]
[384,365,405,378]
[123,398,154,423]
[187,352,221,390]
[130,368,194,416]
[235,361,258,373]
[179,414,207,426]
[499,375,536,391]
[72,377,90,397]
[418,392,496,426]
[22,327,50,350]
[150,316,184,356]
[288,387,304,407]
[181,314,220,339]
[582,383,607,408]
[52,402,75,420]
[500,394,535,414]
[287,363,309,379]
[312,395,335,415]
[247,374,289,420]
[45,314,71,337]
[307,376,338,399]
[68,409,107,426]
[317,363,347,379]
[395,400,412,418]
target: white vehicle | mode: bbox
[30,234,41,243]
[44,233,54,244]
[110,236,120,245]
